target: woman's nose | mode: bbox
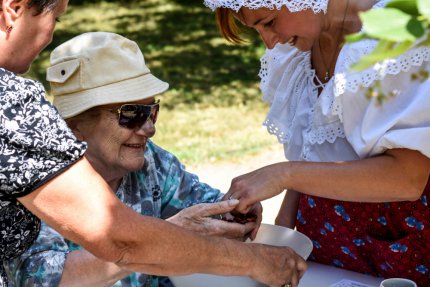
[259,30,279,49]
[135,119,156,138]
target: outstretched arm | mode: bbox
[6,201,256,287]
[226,148,430,213]
[17,157,306,287]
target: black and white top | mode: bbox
[0,68,86,285]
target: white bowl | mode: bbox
[169,223,313,287]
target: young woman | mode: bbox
[204,0,430,284]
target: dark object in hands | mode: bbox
[222,212,258,224]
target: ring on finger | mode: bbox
[282,284,292,287]
[228,195,235,200]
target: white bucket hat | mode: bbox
[47,32,169,119]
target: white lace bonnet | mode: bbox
[203,0,328,13]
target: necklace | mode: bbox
[318,0,350,82]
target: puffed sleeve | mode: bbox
[338,46,430,158]
[0,71,86,197]
[3,222,70,287]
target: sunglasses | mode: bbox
[111,100,160,129]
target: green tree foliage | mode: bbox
[28,0,264,109]
[347,0,430,71]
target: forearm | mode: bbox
[282,149,430,202]
[59,250,130,287]
[109,208,254,276]
[18,158,255,278]
[275,190,300,228]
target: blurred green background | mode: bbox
[28,0,281,166]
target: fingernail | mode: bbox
[228,199,239,205]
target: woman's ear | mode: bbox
[67,119,85,141]
[1,0,26,29]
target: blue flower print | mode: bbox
[421,195,428,206]
[386,261,393,270]
[380,261,394,271]
[312,240,321,249]
[333,259,344,268]
[366,235,373,244]
[416,265,428,274]
[377,216,387,226]
[307,197,316,208]
[320,228,327,235]
[405,217,424,230]
[389,243,408,253]
[297,210,306,224]
[334,205,350,221]
[353,238,365,246]
[324,222,334,232]
[341,246,357,259]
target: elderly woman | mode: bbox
[0,1,307,286]
[203,0,430,285]
[3,32,307,287]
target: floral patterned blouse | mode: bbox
[0,68,86,286]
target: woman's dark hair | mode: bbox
[27,0,61,15]
[215,8,246,44]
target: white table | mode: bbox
[299,262,383,287]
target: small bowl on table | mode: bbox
[169,223,313,287]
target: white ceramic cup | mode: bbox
[380,278,417,287]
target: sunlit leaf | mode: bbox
[407,17,426,37]
[418,0,430,20]
[360,8,423,41]
[345,32,368,43]
[418,32,430,47]
[386,0,419,16]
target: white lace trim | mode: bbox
[203,0,328,13]
[332,44,430,122]
[308,79,346,145]
[257,0,430,149]
[260,45,310,144]
[308,122,345,144]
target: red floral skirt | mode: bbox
[296,179,430,286]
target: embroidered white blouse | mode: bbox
[260,22,430,164]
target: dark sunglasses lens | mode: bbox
[118,104,159,129]
[151,104,159,124]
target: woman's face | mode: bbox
[236,6,322,50]
[8,0,68,73]
[73,97,157,180]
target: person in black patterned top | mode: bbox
[0,1,306,287]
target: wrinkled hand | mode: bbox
[167,200,256,240]
[221,198,263,241]
[225,164,286,214]
[248,243,307,287]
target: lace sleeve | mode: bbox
[338,47,430,158]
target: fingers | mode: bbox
[297,256,308,279]
[290,254,307,287]
[209,218,257,239]
[248,203,263,240]
[192,199,240,217]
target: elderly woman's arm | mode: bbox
[4,222,129,287]
[17,157,306,287]
[148,141,261,239]
[4,203,254,287]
